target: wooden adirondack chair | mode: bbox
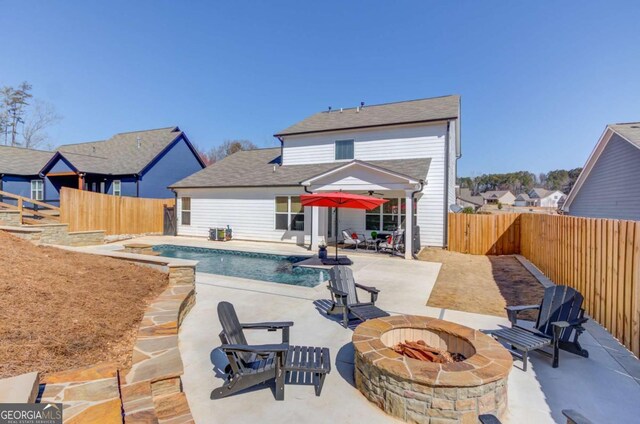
[212,302,331,401]
[490,285,589,371]
[327,265,389,328]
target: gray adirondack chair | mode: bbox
[490,285,589,371]
[327,265,389,328]
[212,301,331,401]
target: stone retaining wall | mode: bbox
[66,230,106,247]
[0,224,105,246]
[37,249,198,423]
[0,210,21,226]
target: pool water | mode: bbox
[152,245,327,287]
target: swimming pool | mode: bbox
[152,245,327,287]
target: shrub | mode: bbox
[462,206,475,214]
[497,202,503,210]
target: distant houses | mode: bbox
[456,188,484,210]
[515,188,566,208]
[563,122,640,220]
[0,126,205,205]
[480,190,515,206]
[456,187,568,211]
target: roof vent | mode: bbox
[356,101,365,112]
[340,108,343,113]
[328,106,332,113]
[136,136,141,149]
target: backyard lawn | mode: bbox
[419,248,544,320]
[0,231,168,378]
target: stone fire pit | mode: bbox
[353,315,512,423]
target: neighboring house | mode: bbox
[0,146,56,205]
[514,192,534,207]
[481,190,515,205]
[456,187,483,210]
[0,127,204,206]
[528,188,566,208]
[170,95,461,258]
[563,122,640,220]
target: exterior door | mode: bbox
[163,205,176,236]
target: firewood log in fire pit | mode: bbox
[393,340,460,363]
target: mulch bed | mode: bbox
[0,232,168,378]
[418,248,545,320]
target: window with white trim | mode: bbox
[365,197,416,232]
[113,180,122,196]
[275,196,304,231]
[30,179,43,201]
[181,197,191,226]
[335,139,354,160]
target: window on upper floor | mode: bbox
[335,139,354,160]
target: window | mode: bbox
[100,181,105,194]
[30,180,43,201]
[366,197,417,232]
[335,139,354,160]
[181,197,191,226]
[275,196,305,231]
[113,180,122,196]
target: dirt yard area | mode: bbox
[0,231,168,378]
[419,248,545,320]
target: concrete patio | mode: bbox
[99,237,640,423]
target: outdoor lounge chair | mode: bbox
[212,301,331,401]
[378,229,404,255]
[341,229,365,250]
[490,285,589,371]
[327,265,389,328]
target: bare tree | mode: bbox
[22,100,62,149]
[193,143,217,166]
[1,82,32,146]
[213,139,257,161]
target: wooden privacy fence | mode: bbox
[447,213,521,255]
[448,212,640,357]
[59,187,174,235]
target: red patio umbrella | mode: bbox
[301,192,388,263]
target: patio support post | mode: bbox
[404,190,413,259]
[311,205,319,250]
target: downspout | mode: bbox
[411,179,425,259]
[443,121,451,249]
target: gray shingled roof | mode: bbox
[529,188,551,198]
[457,188,484,206]
[481,190,512,199]
[610,122,640,148]
[516,193,531,201]
[55,126,183,174]
[170,148,431,189]
[0,146,54,175]
[274,95,460,136]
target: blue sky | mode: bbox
[1,1,639,176]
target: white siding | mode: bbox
[176,187,310,244]
[282,123,448,165]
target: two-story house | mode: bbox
[170,96,461,258]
